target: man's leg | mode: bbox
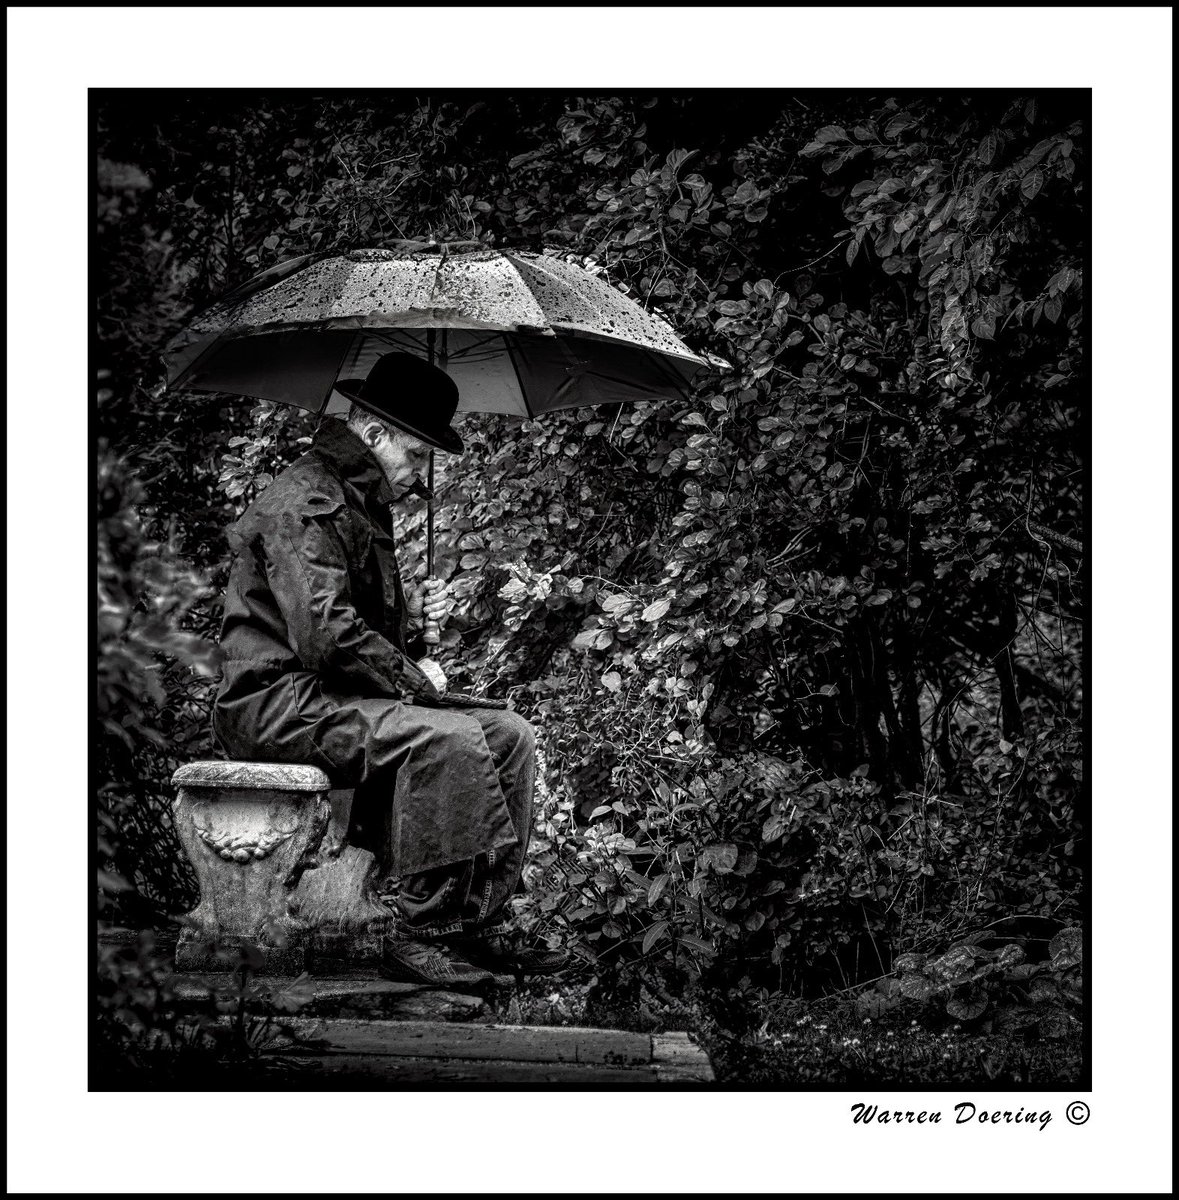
[442,709,569,976]
[343,700,564,979]
[342,702,520,986]
[389,707,534,937]
[460,707,537,928]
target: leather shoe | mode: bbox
[446,932,570,977]
[379,936,494,989]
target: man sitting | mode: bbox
[212,351,567,986]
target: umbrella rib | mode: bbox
[319,332,361,414]
[511,253,638,343]
[371,328,428,354]
[447,331,504,359]
[167,328,232,391]
[502,334,534,419]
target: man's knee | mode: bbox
[482,708,535,754]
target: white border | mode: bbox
[8,6,1172,1195]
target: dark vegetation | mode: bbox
[96,91,1084,1083]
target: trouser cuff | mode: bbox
[398,917,515,940]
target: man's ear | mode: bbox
[360,421,384,447]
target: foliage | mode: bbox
[97,444,218,918]
[856,924,1082,1039]
[96,92,1084,1015]
[95,935,322,1086]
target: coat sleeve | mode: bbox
[260,503,437,700]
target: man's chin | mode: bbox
[401,478,434,501]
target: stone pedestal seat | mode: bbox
[172,761,395,975]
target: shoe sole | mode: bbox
[378,960,494,990]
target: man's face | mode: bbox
[367,423,432,498]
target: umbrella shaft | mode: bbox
[425,328,445,579]
[427,454,435,575]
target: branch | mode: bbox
[1024,520,1083,555]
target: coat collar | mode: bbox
[311,419,395,506]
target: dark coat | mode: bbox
[212,419,518,874]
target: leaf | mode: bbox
[508,149,545,169]
[1008,963,1041,981]
[601,670,622,693]
[678,933,715,956]
[1029,978,1058,1004]
[884,114,914,139]
[572,628,602,651]
[700,842,738,873]
[900,975,933,1000]
[815,124,849,144]
[665,148,697,175]
[978,133,997,165]
[1049,926,1082,969]
[642,920,670,954]
[641,598,671,622]
[647,874,670,905]
[946,989,988,1020]
[1021,169,1044,201]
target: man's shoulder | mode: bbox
[228,452,351,549]
[254,452,348,519]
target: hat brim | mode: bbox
[334,381,464,455]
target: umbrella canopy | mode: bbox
[165,246,706,418]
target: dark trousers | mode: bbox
[350,706,536,939]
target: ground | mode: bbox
[479,975,1084,1087]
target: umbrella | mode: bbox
[164,241,708,643]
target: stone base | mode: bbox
[309,930,385,973]
[174,931,308,976]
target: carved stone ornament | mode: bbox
[171,761,331,974]
[191,799,299,862]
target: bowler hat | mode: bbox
[335,352,463,454]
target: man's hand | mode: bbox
[421,577,448,645]
[409,577,450,646]
[416,656,448,696]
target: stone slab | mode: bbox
[275,1017,654,1066]
[273,1054,661,1086]
[168,973,487,1021]
[177,1017,715,1086]
[652,1031,716,1082]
